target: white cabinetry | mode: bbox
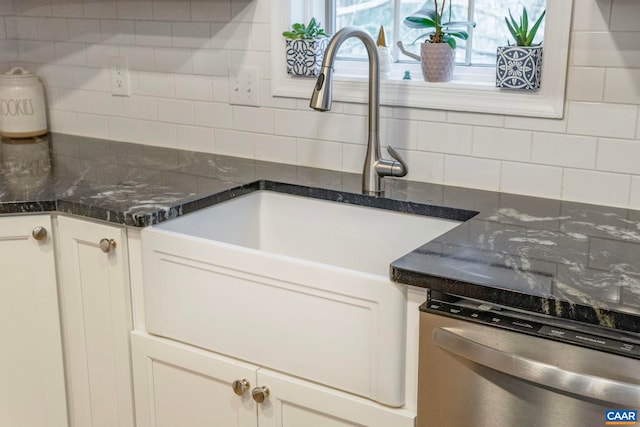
[56,216,134,427]
[0,215,68,427]
[132,332,415,427]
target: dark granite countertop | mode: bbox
[2,133,640,335]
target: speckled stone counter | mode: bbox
[2,133,640,335]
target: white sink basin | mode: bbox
[141,190,462,407]
[157,190,460,276]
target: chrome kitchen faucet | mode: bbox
[310,27,408,196]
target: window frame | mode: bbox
[270,0,573,118]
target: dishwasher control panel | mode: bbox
[424,299,640,360]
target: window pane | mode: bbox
[334,0,546,65]
[472,0,546,65]
[335,0,395,59]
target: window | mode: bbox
[331,0,546,66]
[270,0,573,118]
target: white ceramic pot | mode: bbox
[0,67,47,138]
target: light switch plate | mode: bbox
[229,66,260,106]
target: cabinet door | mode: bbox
[257,369,415,427]
[131,331,259,427]
[0,215,68,427]
[56,216,134,427]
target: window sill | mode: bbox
[271,0,573,119]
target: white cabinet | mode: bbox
[131,332,415,427]
[56,216,134,427]
[0,215,68,427]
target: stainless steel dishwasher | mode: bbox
[417,295,640,427]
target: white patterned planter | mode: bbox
[285,38,329,77]
[496,45,543,90]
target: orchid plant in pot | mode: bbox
[283,18,330,77]
[397,0,475,82]
[496,7,545,90]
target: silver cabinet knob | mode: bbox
[99,238,116,253]
[251,386,270,403]
[232,379,250,396]
[32,226,47,241]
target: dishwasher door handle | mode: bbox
[433,327,640,406]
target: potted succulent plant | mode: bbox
[398,0,475,82]
[283,18,330,77]
[496,7,545,90]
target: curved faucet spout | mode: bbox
[309,27,408,196]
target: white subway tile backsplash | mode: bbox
[504,115,567,133]
[135,21,172,47]
[39,64,75,88]
[177,125,215,153]
[604,68,640,104]
[15,0,52,17]
[101,19,136,45]
[597,138,640,174]
[342,143,367,173]
[108,116,142,143]
[444,155,501,191]
[48,109,76,134]
[274,109,318,139]
[67,19,101,43]
[72,66,109,91]
[297,138,343,170]
[152,0,191,21]
[571,0,611,31]
[154,47,192,73]
[123,96,159,121]
[190,0,231,22]
[472,127,532,162]
[416,122,472,155]
[610,0,640,31]
[18,40,55,63]
[567,101,638,139]
[447,111,504,127]
[531,133,597,169]
[562,169,630,207]
[54,42,88,66]
[174,74,213,100]
[405,150,445,184]
[232,105,274,134]
[501,162,562,199]
[565,66,605,102]
[194,101,233,128]
[573,31,640,68]
[210,22,252,50]
[90,91,124,116]
[37,17,68,41]
[117,1,153,20]
[15,17,40,40]
[214,129,254,158]
[158,98,195,124]
[192,49,230,76]
[317,112,367,144]
[136,71,174,97]
[172,22,211,48]
[629,176,640,210]
[119,46,153,71]
[83,1,117,19]
[393,107,447,123]
[140,120,177,147]
[255,133,297,164]
[75,112,109,138]
[381,118,418,151]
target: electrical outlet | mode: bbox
[229,66,260,106]
[110,57,130,97]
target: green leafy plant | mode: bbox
[282,17,329,40]
[403,0,475,49]
[505,7,546,46]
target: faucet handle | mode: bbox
[386,146,408,177]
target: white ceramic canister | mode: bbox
[0,67,47,138]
